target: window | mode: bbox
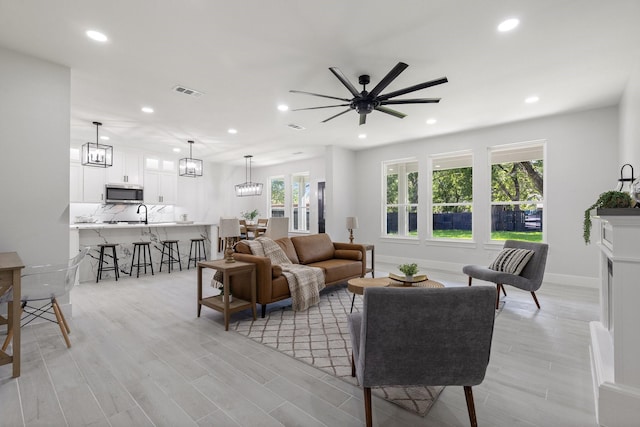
[383,160,418,237]
[431,153,473,239]
[490,143,544,242]
[291,173,309,232]
[269,176,285,218]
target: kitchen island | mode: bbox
[70,222,217,282]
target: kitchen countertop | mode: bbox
[70,222,214,230]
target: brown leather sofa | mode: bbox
[230,233,367,317]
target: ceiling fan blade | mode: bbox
[377,77,448,100]
[329,67,361,97]
[322,108,352,123]
[380,98,441,105]
[375,106,407,119]
[368,62,408,98]
[291,104,350,111]
[359,114,367,126]
[289,90,351,102]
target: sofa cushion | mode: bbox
[275,237,299,264]
[292,234,335,264]
[489,248,534,275]
[334,249,362,261]
[307,259,362,284]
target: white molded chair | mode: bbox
[1,247,89,350]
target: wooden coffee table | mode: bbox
[347,276,444,312]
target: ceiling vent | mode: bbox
[287,123,306,130]
[173,85,204,97]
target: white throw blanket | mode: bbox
[244,237,325,311]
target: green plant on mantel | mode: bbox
[583,191,633,244]
[241,209,260,222]
[398,263,419,276]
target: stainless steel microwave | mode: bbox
[105,183,144,204]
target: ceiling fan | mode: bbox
[290,62,447,125]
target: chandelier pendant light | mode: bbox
[179,140,203,177]
[235,155,263,197]
[81,121,113,167]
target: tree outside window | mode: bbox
[270,176,285,218]
[490,143,544,242]
[291,173,309,231]
[431,153,473,239]
[384,160,418,237]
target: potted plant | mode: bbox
[241,209,260,224]
[398,263,419,280]
[583,190,633,244]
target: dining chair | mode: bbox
[2,247,89,350]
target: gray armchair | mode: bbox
[463,240,549,309]
[347,286,496,427]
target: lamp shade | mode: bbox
[346,216,359,230]
[219,217,240,238]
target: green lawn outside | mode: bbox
[432,229,542,242]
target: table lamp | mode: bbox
[346,216,359,244]
[219,217,240,263]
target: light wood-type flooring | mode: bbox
[0,263,599,426]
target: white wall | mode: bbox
[0,46,70,266]
[620,59,640,169]
[354,106,618,285]
[325,146,357,241]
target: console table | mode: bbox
[0,252,24,378]
[590,213,640,425]
[197,259,256,331]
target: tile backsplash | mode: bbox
[70,203,175,224]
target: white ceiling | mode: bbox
[1,0,639,167]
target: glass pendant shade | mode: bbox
[178,141,202,178]
[179,140,203,177]
[235,155,263,197]
[81,122,113,168]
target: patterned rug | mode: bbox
[232,285,444,416]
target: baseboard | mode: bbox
[377,254,599,289]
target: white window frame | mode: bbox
[382,159,419,238]
[290,172,310,232]
[268,175,285,220]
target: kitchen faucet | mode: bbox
[137,204,148,224]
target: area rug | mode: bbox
[232,285,444,416]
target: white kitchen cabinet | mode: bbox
[144,170,176,204]
[107,151,142,184]
[83,166,106,202]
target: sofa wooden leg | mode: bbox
[531,291,541,309]
[500,284,507,296]
[464,386,478,427]
[364,387,372,427]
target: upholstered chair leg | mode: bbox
[364,387,373,427]
[531,291,541,309]
[464,386,478,427]
[468,276,472,286]
[351,353,356,377]
[495,284,501,309]
[501,284,507,296]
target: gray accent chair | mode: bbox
[347,286,496,427]
[463,240,549,309]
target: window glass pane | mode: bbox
[407,171,418,204]
[490,144,544,242]
[386,174,398,204]
[291,174,309,231]
[408,205,418,236]
[431,153,473,240]
[383,160,418,238]
[386,206,398,235]
[270,177,285,217]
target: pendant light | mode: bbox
[81,121,113,167]
[235,155,263,197]
[179,140,203,177]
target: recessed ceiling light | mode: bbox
[86,30,108,42]
[277,104,289,111]
[497,18,519,32]
[141,106,154,113]
[426,118,437,125]
[358,133,367,139]
[173,148,181,153]
[100,136,110,141]
[228,128,238,134]
[525,96,539,104]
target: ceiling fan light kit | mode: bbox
[290,62,447,125]
[81,121,113,168]
[235,155,263,197]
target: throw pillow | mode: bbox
[489,248,534,275]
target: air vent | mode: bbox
[287,123,306,130]
[173,85,204,97]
